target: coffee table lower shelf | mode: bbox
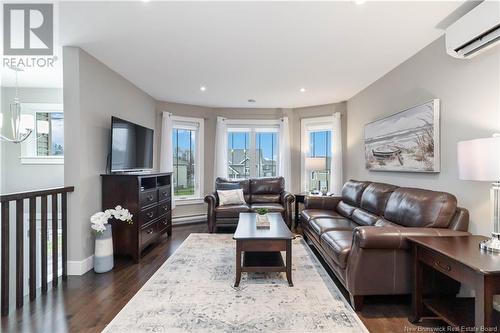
[242,251,286,273]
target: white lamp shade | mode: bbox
[457,136,500,181]
[305,157,326,171]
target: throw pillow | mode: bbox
[217,189,246,206]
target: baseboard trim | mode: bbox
[173,214,207,225]
[67,255,94,276]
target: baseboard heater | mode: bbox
[172,214,207,225]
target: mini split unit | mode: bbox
[446,0,500,59]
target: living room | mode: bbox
[0,1,499,332]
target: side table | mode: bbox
[294,193,308,229]
[408,235,500,330]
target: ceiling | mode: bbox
[4,1,468,108]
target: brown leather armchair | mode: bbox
[299,180,470,310]
[205,177,294,233]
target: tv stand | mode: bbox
[101,172,172,262]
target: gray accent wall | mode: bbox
[63,47,157,265]
[346,37,500,236]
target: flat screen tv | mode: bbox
[110,117,154,172]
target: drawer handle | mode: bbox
[147,212,154,218]
[146,228,154,234]
[162,191,168,197]
[164,206,169,211]
[147,195,154,201]
[434,260,451,272]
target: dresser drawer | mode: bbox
[139,206,158,226]
[157,200,171,217]
[139,189,158,208]
[158,212,172,233]
[158,185,171,202]
[140,221,159,249]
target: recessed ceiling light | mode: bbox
[200,86,206,92]
[354,0,366,4]
[248,99,256,103]
[300,88,306,93]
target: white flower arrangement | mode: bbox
[90,205,133,233]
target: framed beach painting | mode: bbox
[364,99,440,173]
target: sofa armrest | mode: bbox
[354,226,470,250]
[304,195,341,210]
[280,191,295,205]
[204,192,218,207]
[204,192,218,233]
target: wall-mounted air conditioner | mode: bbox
[445,0,500,59]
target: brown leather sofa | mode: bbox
[205,177,294,233]
[300,180,470,310]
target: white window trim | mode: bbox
[171,115,204,203]
[20,156,64,165]
[301,116,334,192]
[226,120,280,179]
[20,103,64,165]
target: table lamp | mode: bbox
[305,157,326,192]
[457,135,500,252]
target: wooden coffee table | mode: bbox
[233,213,294,287]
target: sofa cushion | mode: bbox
[250,203,285,213]
[250,177,284,194]
[216,178,251,202]
[320,230,353,269]
[214,204,250,218]
[384,188,458,228]
[309,218,358,236]
[341,180,370,207]
[337,201,356,218]
[251,194,281,204]
[360,182,398,215]
[374,218,400,228]
[351,208,379,226]
[301,209,342,222]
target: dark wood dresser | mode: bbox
[101,172,172,262]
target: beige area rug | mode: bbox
[103,233,368,333]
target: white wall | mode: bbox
[63,47,156,270]
[346,37,500,236]
[0,87,64,193]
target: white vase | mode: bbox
[94,224,114,273]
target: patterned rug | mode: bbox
[103,234,368,333]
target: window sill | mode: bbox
[20,156,64,165]
[174,198,205,206]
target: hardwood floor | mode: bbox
[1,223,447,333]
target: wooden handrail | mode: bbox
[1,186,74,316]
[0,186,74,203]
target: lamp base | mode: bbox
[479,234,500,253]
